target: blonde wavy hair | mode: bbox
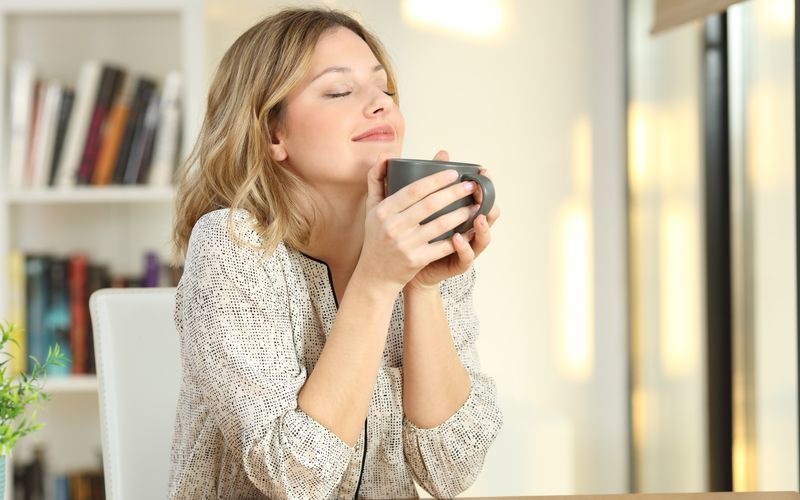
[171,7,399,266]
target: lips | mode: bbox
[352,125,395,142]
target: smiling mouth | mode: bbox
[352,125,395,142]
[353,132,395,142]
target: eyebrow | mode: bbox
[310,64,386,83]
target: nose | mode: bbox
[365,88,394,117]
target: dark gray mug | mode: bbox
[386,158,495,242]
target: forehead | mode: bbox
[308,26,380,70]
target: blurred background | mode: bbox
[0,0,797,498]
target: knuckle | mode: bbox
[374,205,389,221]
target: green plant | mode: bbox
[0,321,67,456]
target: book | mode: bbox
[148,70,182,186]
[112,77,157,184]
[23,81,45,187]
[91,77,132,185]
[7,249,27,375]
[55,60,102,187]
[43,258,72,376]
[7,60,36,189]
[48,88,75,186]
[123,89,160,184]
[68,254,89,375]
[76,65,126,184]
[30,80,64,189]
[25,255,50,373]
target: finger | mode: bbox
[382,168,461,213]
[453,232,476,267]
[421,238,458,262]
[367,152,392,208]
[416,204,478,245]
[470,214,492,255]
[401,180,478,231]
[433,150,450,162]
[486,203,501,226]
[479,167,493,180]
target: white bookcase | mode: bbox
[0,0,205,496]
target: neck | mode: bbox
[300,186,367,275]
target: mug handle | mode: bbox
[453,173,495,234]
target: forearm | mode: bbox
[298,270,398,447]
[402,285,471,429]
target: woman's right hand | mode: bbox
[354,152,479,293]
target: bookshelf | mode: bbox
[0,0,206,497]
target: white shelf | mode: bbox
[5,186,175,204]
[0,0,193,14]
[42,374,98,394]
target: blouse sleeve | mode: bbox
[401,265,504,498]
[178,212,354,499]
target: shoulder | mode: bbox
[184,208,283,283]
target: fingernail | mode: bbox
[454,233,464,244]
[462,181,475,192]
[446,170,459,181]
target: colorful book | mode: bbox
[44,258,72,376]
[25,255,49,373]
[55,60,102,187]
[68,254,89,375]
[113,77,157,183]
[7,249,27,375]
[76,65,126,184]
[91,78,131,185]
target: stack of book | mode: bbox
[7,60,182,190]
[13,446,104,500]
[6,250,183,377]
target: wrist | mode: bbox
[349,266,403,301]
[403,280,441,298]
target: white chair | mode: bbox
[89,287,180,500]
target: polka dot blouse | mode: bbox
[167,208,503,499]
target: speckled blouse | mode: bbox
[167,208,503,499]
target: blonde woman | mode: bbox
[168,7,502,499]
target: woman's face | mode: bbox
[270,27,405,191]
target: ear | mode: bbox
[268,123,288,162]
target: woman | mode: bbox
[168,7,502,499]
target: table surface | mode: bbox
[460,493,799,500]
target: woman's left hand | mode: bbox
[404,150,501,293]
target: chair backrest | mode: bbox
[89,287,180,500]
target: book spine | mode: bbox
[48,89,75,186]
[31,80,63,189]
[91,102,129,185]
[135,93,161,184]
[24,82,45,187]
[7,250,27,375]
[76,67,126,185]
[7,60,36,190]
[45,258,72,376]
[55,60,102,188]
[68,254,89,375]
[25,256,49,373]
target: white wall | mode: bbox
[205,1,628,494]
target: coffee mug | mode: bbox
[386,158,495,243]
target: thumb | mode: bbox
[366,152,391,208]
